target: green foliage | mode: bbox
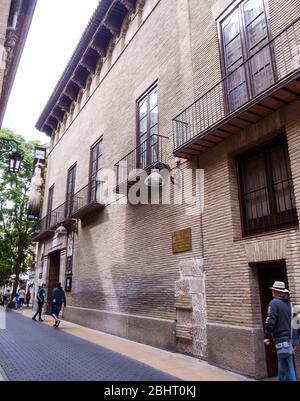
[0,129,42,288]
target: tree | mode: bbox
[0,129,42,295]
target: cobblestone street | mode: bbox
[0,309,179,381]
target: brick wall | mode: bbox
[197,102,300,324]
[41,0,204,323]
[38,0,300,376]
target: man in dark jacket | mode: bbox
[264,281,297,381]
[50,282,66,328]
[32,284,46,322]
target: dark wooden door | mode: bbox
[221,7,249,111]
[137,85,159,169]
[241,0,274,96]
[220,0,274,112]
[257,261,288,378]
[47,252,60,311]
[46,185,54,228]
[89,139,103,202]
[66,164,76,216]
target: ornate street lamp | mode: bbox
[0,137,23,173]
[9,151,23,173]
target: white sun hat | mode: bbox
[269,281,289,293]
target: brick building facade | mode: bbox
[34,0,300,379]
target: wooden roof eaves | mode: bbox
[36,0,137,136]
[0,0,37,127]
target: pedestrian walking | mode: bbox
[264,281,299,381]
[14,291,20,309]
[32,284,46,322]
[49,282,66,328]
[3,289,11,307]
[25,290,31,307]
[18,287,26,308]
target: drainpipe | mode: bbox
[197,157,205,263]
[6,0,23,31]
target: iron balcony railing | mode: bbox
[114,134,168,187]
[33,202,67,238]
[32,216,51,239]
[49,202,67,229]
[173,17,300,151]
[70,179,103,217]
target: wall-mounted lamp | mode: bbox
[54,224,68,236]
[144,161,175,187]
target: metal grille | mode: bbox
[70,179,102,216]
[173,17,300,151]
[237,136,298,236]
[114,134,168,187]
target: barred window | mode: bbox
[237,135,298,236]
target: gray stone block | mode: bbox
[207,322,267,379]
[64,306,176,351]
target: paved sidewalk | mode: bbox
[15,308,249,381]
[0,310,179,381]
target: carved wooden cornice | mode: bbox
[58,96,72,112]
[120,0,137,13]
[0,0,37,127]
[36,0,138,136]
[52,107,65,122]
[64,83,80,100]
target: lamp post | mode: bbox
[0,137,23,173]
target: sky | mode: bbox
[2,0,100,144]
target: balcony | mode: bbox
[32,216,52,241]
[32,181,106,241]
[114,134,168,195]
[48,202,68,229]
[69,179,105,219]
[32,203,68,241]
[173,17,300,158]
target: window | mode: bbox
[237,136,298,236]
[66,164,76,217]
[137,84,159,169]
[219,0,274,112]
[46,185,54,227]
[89,139,103,201]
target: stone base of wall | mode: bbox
[207,322,267,379]
[175,258,207,359]
[64,306,176,351]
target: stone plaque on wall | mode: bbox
[172,228,192,254]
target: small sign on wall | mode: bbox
[66,256,73,276]
[65,276,72,292]
[172,228,192,254]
